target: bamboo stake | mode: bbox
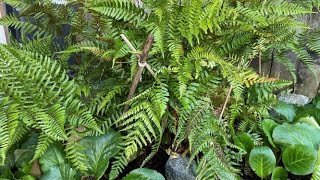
[121,34,154,111]
[219,85,233,119]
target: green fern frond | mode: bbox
[291,44,315,73]
[0,104,20,164]
[0,14,46,35]
[109,153,128,180]
[188,115,241,180]
[110,83,169,179]
[65,129,88,172]
[61,41,108,58]
[0,44,101,169]
[32,133,54,161]
[258,1,311,16]
[86,0,146,22]
[35,106,67,141]
[274,55,297,82]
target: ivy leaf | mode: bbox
[249,146,276,178]
[39,144,76,180]
[123,168,165,180]
[0,168,14,179]
[262,119,278,149]
[0,148,14,174]
[79,129,122,179]
[271,167,287,180]
[282,144,317,175]
[41,164,76,180]
[14,135,37,166]
[272,123,320,150]
[39,143,66,173]
[14,149,34,168]
[233,133,254,153]
[273,102,295,122]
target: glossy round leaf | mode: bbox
[272,122,320,150]
[273,102,295,122]
[282,144,317,175]
[233,133,254,153]
[262,119,278,148]
[271,167,287,180]
[123,168,165,180]
[298,116,320,129]
[249,146,276,178]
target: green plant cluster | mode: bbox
[0,0,320,179]
[244,97,320,179]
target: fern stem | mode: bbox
[219,85,233,119]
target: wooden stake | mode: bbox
[124,34,154,111]
[259,51,262,75]
[219,85,233,119]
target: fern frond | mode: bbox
[109,153,128,180]
[32,133,54,161]
[292,45,315,72]
[259,1,311,16]
[86,0,146,22]
[65,129,88,172]
[188,115,241,180]
[0,44,101,169]
[0,104,20,164]
[0,14,46,35]
[61,41,108,58]
[109,83,169,179]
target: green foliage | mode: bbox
[262,119,278,148]
[261,100,320,178]
[78,129,121,179]
[188,115,242,180]
[271,167,288,180]
[233,133,254,153]
[39,144,67,173]
[123,168,165,180]
[249,146,276,178]
[0,0,319,179]
[298,116,320,129]
[272,123,320,150]
[0,44,101,171]
[312,148,320,180]
[273,102,296,122]
[39,143,76,180]
[282,144,317,175]
[41,164,76,180]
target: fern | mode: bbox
[109,82,169,179]
[85,0,147,22]
[0,0,318,179]
[188,114,242,180]
[0,45,100,170]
